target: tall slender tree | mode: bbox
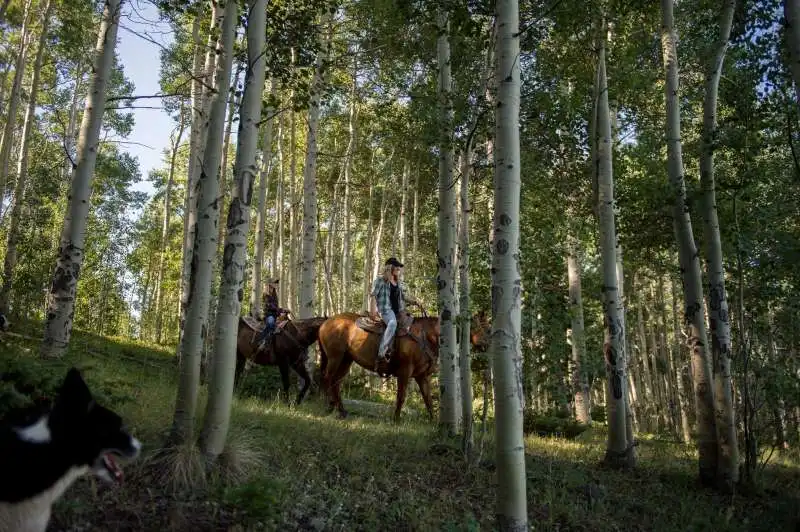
[491,0,527,528]
[596,20,634,468]
[200,0,266,460]
[299,11,332,319]
[785,0,800,107]
[251,80,277,318]
[436,6,459,435]
[170,0,237,444]
[0,0,53,314]
[661,0,718,486]
[699,0,738,491]
[40,0,123,358]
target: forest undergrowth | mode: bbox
[0,321,797,532]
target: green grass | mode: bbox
[1,323,798,531]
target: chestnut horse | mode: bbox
[235,316,327,404]
[318,311,490,421]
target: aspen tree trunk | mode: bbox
[661,0,718,486]
[671,274,693,442]
[200,0,266,459]
[341,60,357,312]
[616,242,635,446]
[326,179,341,312]
[458,150,473,451]
[492,0,527,527]
[0,0,10,23]
[275,114,285,304]
[567,235,590,424]
[596,24,634,468]
[169,0,236,444]
[372,186,387,279]
[218,62,243,249]
[436,7,459,434]
[362,182,374,311]
[251,80,276,318]
[288,117,297,307]
[699,0,738,490]
[179,6,217,353]
[411,167,419,280]
[299,15,331,319]
[154,115,187,343]
[400,160,408,263]
[40,0,122,358]
[0,0,34,212]
[0,0,52,314]
[786,0,800,107]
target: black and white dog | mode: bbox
[0,368,141,532]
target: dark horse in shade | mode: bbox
[317,311,491,421]
[235,316,327,404]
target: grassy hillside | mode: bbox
[1,322,798,531]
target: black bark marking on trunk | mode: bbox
[496,239,509,255]
[227,197,244,229]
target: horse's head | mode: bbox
[470,310,491,352]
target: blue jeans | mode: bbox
[258,315,276,344]
[378,309,397,358]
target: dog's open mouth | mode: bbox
[100,452,124,482]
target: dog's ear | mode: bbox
[54,368,95,415]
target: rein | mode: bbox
[405,322,437,369]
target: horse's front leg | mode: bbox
[278,356,291,404]
[415,374,435,422]
[394,369,412,423]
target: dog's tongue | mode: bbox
[103,453,123,481]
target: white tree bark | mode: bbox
[251,80,276,318]
[0,0,34,216]
[298,15,331,319]
[596,24,634,468]
[275,113,285,304]
[436,7,459,435]
[661,0,718,486]
[567,235,591,424]
[700,0,738,490]
[154,113,187,343]
[200,0,266,459]
[170,0,237,443]
[40,0,123,358]
[179,5,217,353]
[340,60,357,312]
[0,0,53,314]
[492,0,527,528]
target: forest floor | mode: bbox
[1,321,798,531]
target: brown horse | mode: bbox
[235,316,327,404]
[318,311,490,421]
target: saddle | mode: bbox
[355,313,414,336]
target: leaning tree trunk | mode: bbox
[199,0,266,460]
[459,150,474,453]
[40,0,122,358]
[298,15,331,319]
[596,24,634,468]
[786,0,800,107]
[250,79,276,318]
[275,113,285,304]
[179,5,216,354]
[436,7,459,435]
[0,0,34,215]
[661,0,719,486]
[0,0,53,315]
[217,62,243,251]
[155,113,187,343]
[492,0,528,528]
[699,0,738,491]
[169,0,236,444]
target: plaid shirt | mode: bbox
[371,277,407,316]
